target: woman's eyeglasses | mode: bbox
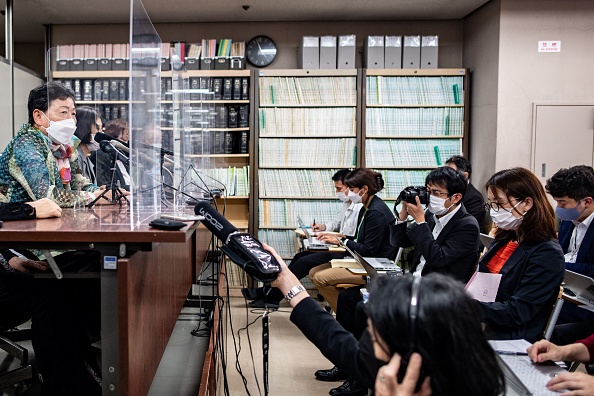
[484,199,524,212]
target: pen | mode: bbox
[496,351,528,356]
[313,219,316,228]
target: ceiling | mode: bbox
[1,0,490,43]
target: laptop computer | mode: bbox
[563,269,594,305]
[497,354,566,396]
[296,215,331,248]
[480,233,495,247]
[333,235,402,277]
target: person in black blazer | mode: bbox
[544,165,594,344]
[390,166,480,283]
[478,167,564,343]
[266,245,505,396]
[446,155,487,233]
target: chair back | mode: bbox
[542,286,564,340]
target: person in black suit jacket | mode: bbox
[266,246,505,396]
[446,155,488,233]
[478,167,564,343]
[390,166,480,282]
[545,165,594,344]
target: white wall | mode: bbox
[463,0,501,190]
[0,61,43,151]
[496,0,594,170]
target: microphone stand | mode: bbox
[87,152,129,208]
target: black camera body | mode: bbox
[395,186,430,207]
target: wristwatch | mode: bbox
[285,285,306,303]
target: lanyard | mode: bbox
[354,207,368,242]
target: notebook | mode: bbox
[563,269,594,305]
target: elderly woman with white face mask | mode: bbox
[0,82,111,207]
[477,167,565,342]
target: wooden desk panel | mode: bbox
[0,207,203,396]
[119,240,194,396]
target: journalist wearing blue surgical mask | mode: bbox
[544,165,594,346]
[476,167,564,342]
[0,82,112,207]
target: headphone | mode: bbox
[397,274,426,391]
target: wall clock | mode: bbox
[246,35,277,67]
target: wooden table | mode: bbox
[0,206,202,396]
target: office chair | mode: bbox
[0,326,33,394]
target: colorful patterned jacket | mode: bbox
[0,123,99,207]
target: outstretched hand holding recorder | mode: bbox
[195,201,281,282]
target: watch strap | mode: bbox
[285,285,306,303]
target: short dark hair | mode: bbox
[28,82,75,126]
[425,166,467,197]
[104,118,128,140]
[445,155,472,177]
[75,106,100,144]
[344,168,384,195]
[366,274,505,396]
[332,169,351,183]
[485,167,557,244]
[545,165,594,201]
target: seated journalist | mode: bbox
[266,244,505,396]
[478,167,564,342]
[445,155,487,232]
[0,198,101,395]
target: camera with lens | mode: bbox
[394,186,430,208]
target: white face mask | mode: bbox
[43,113,77,145]
[336,191,350,202]
[428,195,450,216]
[347,189,364,204]
[490,200,525,230]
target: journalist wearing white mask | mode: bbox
[74,106,102,185]
[389,166,480,283]
[0,82,111,207]
[475,167,564,342]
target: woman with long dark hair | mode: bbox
[268,244,506,395]
[478,167,565,342]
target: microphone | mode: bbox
[194,201,281,282]
[94,131,173,156]
[94,132,129,154]
[100,140,130,166]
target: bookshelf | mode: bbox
[255,69,359,270]
[51,69,253,234]
[362,68,469,203]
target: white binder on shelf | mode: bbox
[364,36,384,69]
[337,35,356,69]
[421,35,439,68]
[385,36,402,69]
[403,35,421,69]
[299,36,320,69]
[320,36,337,69]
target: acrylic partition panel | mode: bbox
[167,59,219,212]
[128,0,162,227]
